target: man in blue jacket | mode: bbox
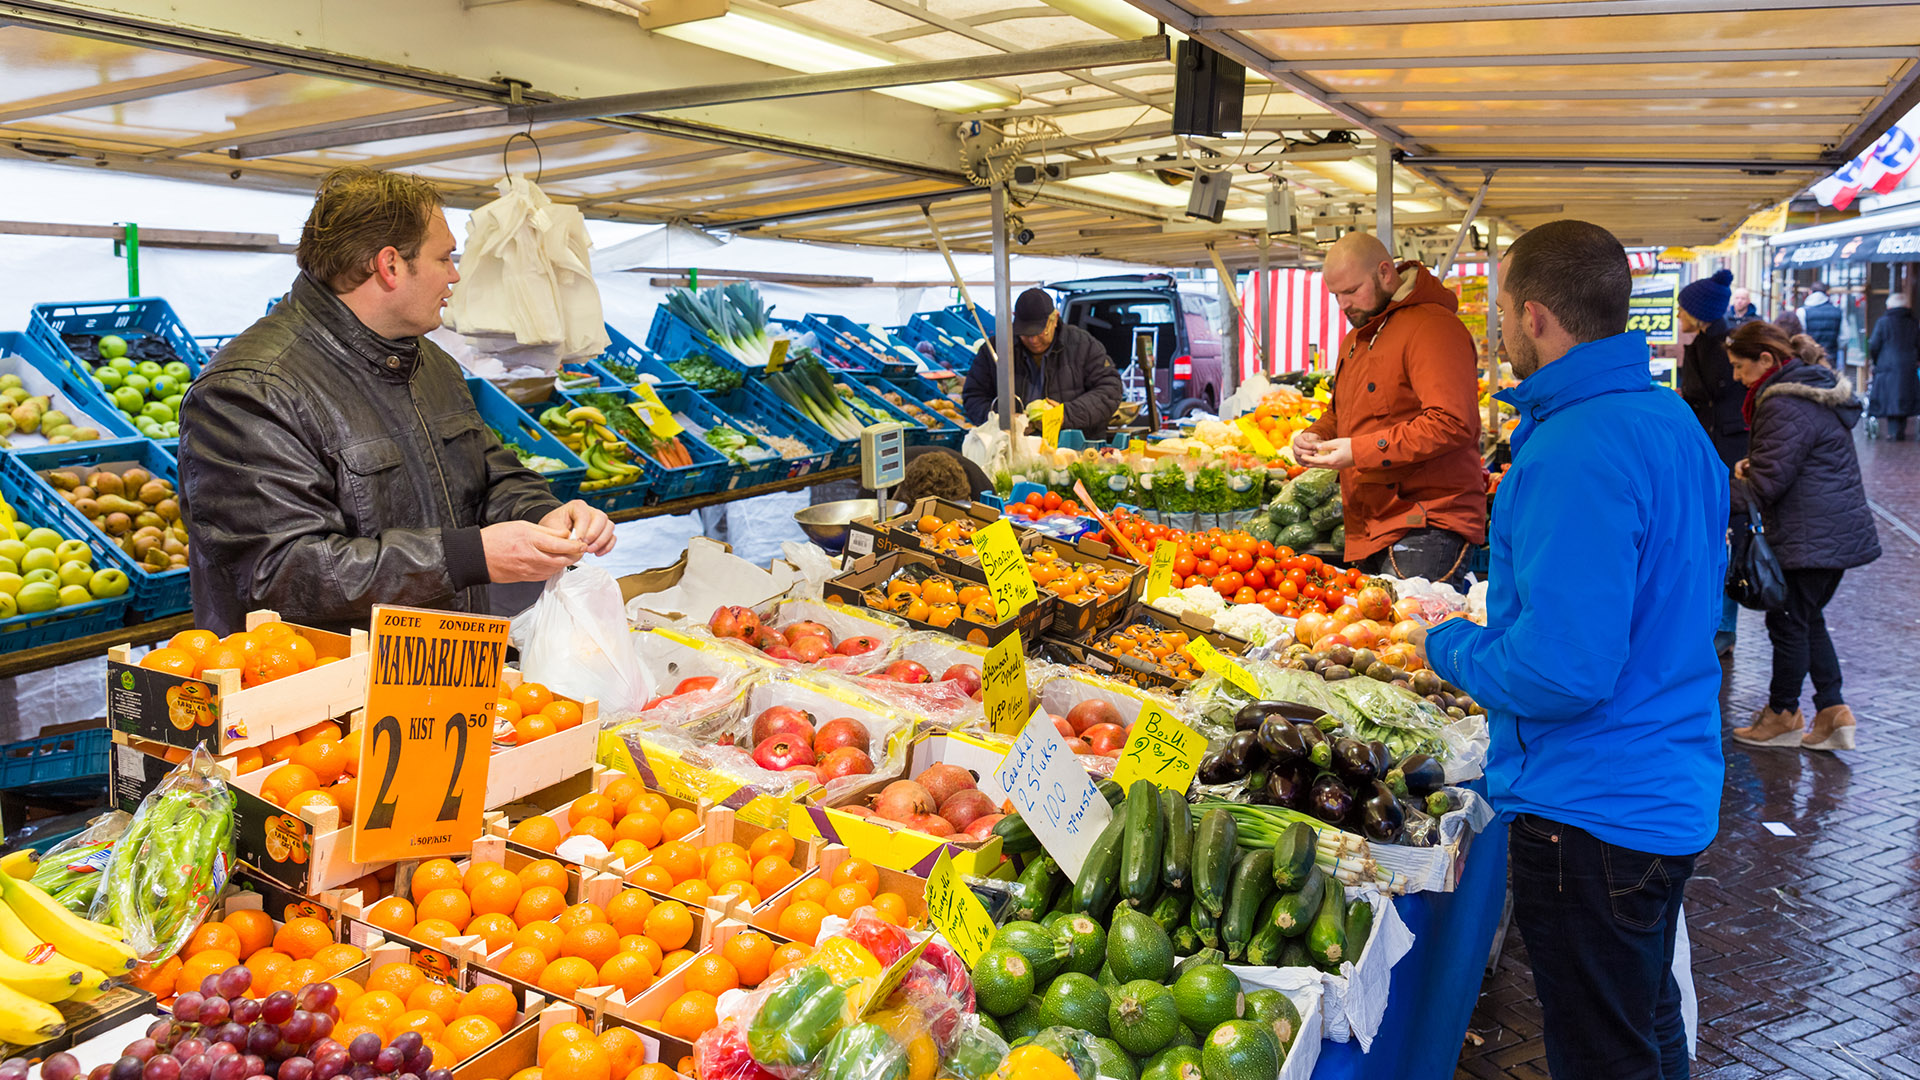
[1418,220,1727,1080]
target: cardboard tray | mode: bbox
[1068,602,1252,690]
[844,495,1026,563]
[823,549,1052,649]
[797,730,1006,877]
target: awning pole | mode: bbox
[1485,222,1502,443]
[1258,233,1273,374]
[1375,143,1394,248]
[992,185,1015,433]
[1438,173,1494,278]
[1206,243,1267,376]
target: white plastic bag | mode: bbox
[444,175,610,368]
[509,566,653,720]
[1219,372,1274,420]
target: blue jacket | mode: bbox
[1426,332,1727,856]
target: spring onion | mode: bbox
[662,283,779,366]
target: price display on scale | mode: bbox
[992,705,1111,879]
[352,606,510,863]
[861,422,909,492]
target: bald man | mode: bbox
[1292,233,1487,584]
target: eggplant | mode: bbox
[1309,774,1353,824]
[1368,740,1392,778]
[1233,700,1321,731]
[1358,780,1404,843]
[1332,737,1377,786]
[1227,730,1269,771]
[1387,753,1446,798]
[1299,722,1332,770]
[1267,770,1307,812]
[1256,716,1309,767]
[1197,750,1242,785]
[1313,713,1341,733]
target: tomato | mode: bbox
[1302,555,1324,574]
[1226,535,1256,553]
[1275,546,1296,561]
[1264,598,1290,616]
[1043,491,1063,510]
[1275,580,1299,601]
[1234,587,1257,604]
[1226,551,1253,573]
[1196,560,1219,578]
[1254,557,1277,576]
[1060,501,1080,515]
[1210,546,1233,566]
[1244,569,1266,590]
[1257,541,1276,559]
[1185,574,1209,589]
[1255,588,1278,603]
[1174,553,1197,576]
[1303,583,1325,602]
[1026,491,1045,507]
[1284,567,1308,587]
[1347,569,1366,588]
[1215,571,1243,595]
[1168,530,1187,544]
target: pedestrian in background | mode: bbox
[1866,291,1918,440]
[1774,308,1805,338]
[1677,267,1746,657]
[1727,285,1761,326]
[1726,323,1879,752]
[1798,282,1843,363]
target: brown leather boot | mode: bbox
[1732,706,1805,747]
[1802,705,1857,751]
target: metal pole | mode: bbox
[1258,233,1273,374]
[1438,173,1493,278]
[121,222,140,295]
[1375,143,1394,249]
[992,184,1015,433]
[1485,222,1502,440]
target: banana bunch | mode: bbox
[0,492,15,536]
[539,406,642,490]
[0,851,137,1046]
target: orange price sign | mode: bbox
[352,606,511,864]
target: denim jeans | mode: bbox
[1766,567,1845,713]
[1509,814,1696,1080]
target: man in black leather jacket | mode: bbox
[961,288,1124,439]
[178,167,615,636]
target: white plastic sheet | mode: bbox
[509,565,653,720]
[444,175,610,369]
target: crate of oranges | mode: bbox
[486,668,600,811]
[750,847,926,949]
[106,608,372,755]
[326,952,552,1074]
[129,888,370,1008]
[492,768,704,875]
[462,1012,686,1080]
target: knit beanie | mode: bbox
[1679,268,1733,324]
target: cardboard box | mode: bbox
[797,731,1005,876]
[106,609,370,754]
[1066,603,1251,690]
[1014,534,1144,637]
[845,496,1023,563]
[618,536,800,629]
[486,668,601,810]
[823,549,1052,649]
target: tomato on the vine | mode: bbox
[1284,567,1308,587]
[1257,541,1277,559]
[1174,553,1197,577]
[1244,569,1266,590]
[1324,587,1348,609]
[1275,580,1299,600]
[1215,571,1244,595]
[1274,545,1296,561]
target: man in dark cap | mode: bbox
[961,287,1124,439]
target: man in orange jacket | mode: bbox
[1292,232,1487,585]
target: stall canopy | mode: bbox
[0,0,1917,265]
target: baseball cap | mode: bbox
[1012,288,1055,337]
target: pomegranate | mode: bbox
[1389,618,1427,645]
[837,636,882,656]
[840,805,875,818]
[1064,699,1122,735]
[1064,736,1092,754]
[1052,715,1077,739]
[884,659,930,684]
[904,813,955,837]
[1082,722,1128,755]
[709,607,740,639]
[964,814,1004,840]
[818,746,874,779]
[939,663,983,699]
[785,765,823,785]
[763,644,799,661]
[752,734,815,771]
[873,780,936,821]
[789,635,832,663]
[1294,612,1333,649]
[914,763,975,806]
[751,706,816,747]
[814,717,871,756]
[938,789,996,831]
[784,621,832,645]
[1355,586,1394,622]
[710,605,760,640]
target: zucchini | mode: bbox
[1344,895,1375,962]
[1244,895,1285,966]
[1097,778,1126,807]
[1270,822,1316,892]
[1192,809,1238,917]
[1188,894,1220,949]
[1305,878,1349,971]
[1148,890,1190,936]
[1271,866,1326,938]
[1070,811,1129,920]
[1278,939,1310,969]
[1171,923,1202,956]
[1120,779,1165,907]
[1173,947,1225,979]
[1161,788,1194,891]
[993,813,1040,855]
[1221,849,1275,961]
[1007,855,1060,923]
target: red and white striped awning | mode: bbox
[1239,268,1347,379]
[1444,250,1659,279]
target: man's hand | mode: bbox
[1291,431,1324,460]
[1409,624,1428,661]
[1299,437,1355,469]
[482,520,586,583]
[540,501,617,556]
[1733,457,1751,481]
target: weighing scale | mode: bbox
[861,421,910,508]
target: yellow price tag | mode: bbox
[1041,403,1064,448]
[1111,702,1207,793]
[1144,539,1178,602]
[767,339,790,372]
[629,385,684,440]
[922,851,994,968]
[1236,416,1277,457]
[1187,636,1260,697]
[974,518,1037,622]
[982,629,1028,735]
[859,937,931,1018]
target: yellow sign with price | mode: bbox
[1111,702,1208,793]
[1187,637,1260,697]
[1144,540,1179,602]
[923,851,994,967]
[982,629,1028,735]
[974,518,1037,621]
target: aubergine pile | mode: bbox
[1195,703,1459,847]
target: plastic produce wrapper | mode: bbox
[92,745,234,961]
[989,1028,1106,1080]
[510,565,654,721]
[1319,678,1488,782]
[1178,660,1335,743]
[609,661,767,745]
[30,810,131,915]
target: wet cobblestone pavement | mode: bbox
[1457,432,1920,1079]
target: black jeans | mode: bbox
[1765,567,1845,713]
[1509,814,1696,1080]
[1358,527,1472,588]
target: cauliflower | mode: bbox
[1212,603,1289,646]
[1192,419,1242,448]
[1147,586,1227,620]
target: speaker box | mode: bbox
[1172,39,1245,138]
[1187,168,1229,223]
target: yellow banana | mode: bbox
[64,966,111,1003]
[0,851,36,878]
[0,899,95,984]
[0,873,137,974]
[0,946,83,1001]
[0,978,66,1045]
[566,406,609,426]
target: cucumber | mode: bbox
[1148,890,1190,936]
[1344,895,1375,962]
[1071,810,1130,920]
[1191,809,1237,918]
[1007,855,1061,923]
[1271,866,1326,938]
[1098,778,1126,807]
[1305,878,1349,971]
[1270,822,1316,892]
[1161,789,1193,891]
[1278,939,1310,968]
[1121,779,1165,907]
[1243,896,1284,966]
[1188,895,1220,949]
[1221,850,1275,961]
[993,813,1041,855]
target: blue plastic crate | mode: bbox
[466,377,589,503]
[0,332,144,442]
[902,308,987,371]
[4,438,190,620]
[830,372,942,449]
[646,306,760,376]
[0,727,110,788]
[0,460,135,649]
[800,313,918,375]
[595,324,690,392]
[561,386,732,502]
[27,298,206,449]
[947,303,993,337]
[704,381,837,483]
[506,388,653,512]
[555,356,619,393]
[870,371,969,449]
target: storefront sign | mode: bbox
[1626,273,1680,345]
[353,606,510,863]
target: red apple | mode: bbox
[789,635,831,663]
[815,717,871,756]
[884,659,930,684]
[753,734,815,771]
[784,621,832,645]
[874,780,936,821]
[818,746,873,779]
[673,676,718,697]
[837,635,883,656]
[939,789,996,831]
[964,813,1005,840]
[1082,722,1128,755]
[940,664,983,699]
[752,706,816,747]
[1065,699,1123,735]
[914,763,975,806]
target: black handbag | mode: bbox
[1726,486,1787,611]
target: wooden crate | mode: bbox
[486,667,601,810]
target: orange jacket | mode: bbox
[1304,262,1488,561]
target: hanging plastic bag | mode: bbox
[444,175,611,370]
[92,747,234,961]
[30,810,131,915]
[510,565,654,721]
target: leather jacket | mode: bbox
[177,273,562,636]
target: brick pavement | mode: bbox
[1456,433,1920,1079]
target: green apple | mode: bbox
[0,539,23,565]
[54,539,92,566]
[161,421,179,438]
[141,401,173,424]
[150,375,180,399]
[56,583,92,607]
[22,567,57,588]
[14,522,29,540]
[97,334,129,360]
[56,561,93,588]
[0,593,14,619]
[14,581,55,614]
[88,568,129,598]
[113,386,145,414]
[163,394,184,411]
[22,527,62,551]
[108,357,135,373]
[0,572,22,597]
[122,373,152,396]
[0,374,19,391]
[136,417,162,437]
[20,548,56,575]
[94,366,125,390]
[162,361,192,380]
[135,360,162,377]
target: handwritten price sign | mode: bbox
[1144,539,1178,602]
[923,851,995,967]
[975,518,1038,622]
[982,630,1028,736]
[992,705,1112,879]
[1111,702,1207,793]
[1187,637,1260,696]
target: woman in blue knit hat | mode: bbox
[1677,267,1744,657]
